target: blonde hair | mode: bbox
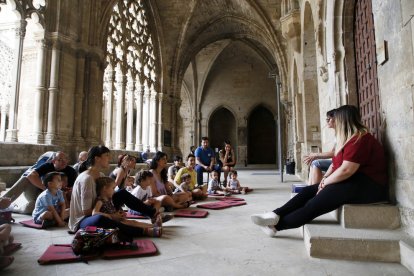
[334,105,368,154]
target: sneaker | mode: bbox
[260,225,277,237]
[251,212,279,226]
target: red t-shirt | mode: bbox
[332,133,387,186]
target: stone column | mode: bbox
[114,67,126,149]
[0,105,9,141]
[149,86,157,152]
[157,92,164,151]
[104,68,114,148]
[31,38,47,143]
[6,20,26,142]
[46,41,61,142]
[73,51,86,141]
[125,75,135,150]
[142,85,150,150]
[134,84,144,151]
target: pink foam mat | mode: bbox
[174,209,209,218]
[19,219,43,229]
[103,240,157,259]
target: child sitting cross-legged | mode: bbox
[207,170,230,196]
[226,171,248,194]
[94,176,163,237]
[32,172,69,228]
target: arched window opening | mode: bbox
[103,0,159,151]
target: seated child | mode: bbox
[0,224,14,270]
[32,172,68,228]
[207,171,230,195]
[94,176,163,237]
[130,170,162,213]
[226,171,247,194]
[175,173,191,193]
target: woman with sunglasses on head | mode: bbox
[303,109,336,184]
[251,105,388,237]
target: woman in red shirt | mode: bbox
[251,105,388,236]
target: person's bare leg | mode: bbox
[157,195,187,209]
[308,166,323,185]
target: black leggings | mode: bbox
[274,173,387,231]
[79,214,143,239]
[112,188,156,218]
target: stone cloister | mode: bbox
[0,0,414,265]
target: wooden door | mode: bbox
[354,0,382,142]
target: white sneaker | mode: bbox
[260,225,277,237]
[251,212,279,226]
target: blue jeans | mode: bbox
[195,164,221,186]
[310,159,332,172]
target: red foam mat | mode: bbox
[19,219,43,229]
[37,244,83,265]
[196,201,232,210]
[224,201,247,207]
[103,240,157,259]
[215,197,245,201]
[174,209,209,218]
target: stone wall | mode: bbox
[371,0,414,236]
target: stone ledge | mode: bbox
[341,204,400,229]
[304,224,413,263]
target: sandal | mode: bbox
[144,226,162,237]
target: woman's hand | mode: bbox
[303,153,318,165]
[317,178,326,194]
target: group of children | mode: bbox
[207,170,247,195]
[29,165,248,239]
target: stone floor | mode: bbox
[2,169,412,276]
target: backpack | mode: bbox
[71,226,119,256]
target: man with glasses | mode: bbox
[2,151,77,214]
[303,109,336,185]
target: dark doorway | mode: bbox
[247,106,276,164]
[208,108,237,152]
[354,0,382,142]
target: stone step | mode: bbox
[303,224,413,264]
[400,240,414,274]
[341,204,400,230]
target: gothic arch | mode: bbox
[208,106,237,152]
[247,104,276,164]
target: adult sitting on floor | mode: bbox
[4,151,77,214]
[72,151,88,174]
[174,154,205,199]
[149,151,191,210]
[69,145,159,237]
[109,154,136,191]
[194,136,221,187]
